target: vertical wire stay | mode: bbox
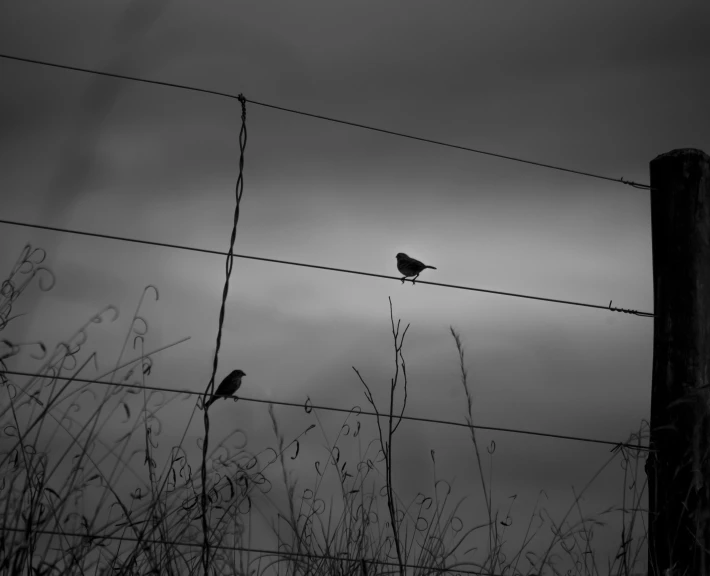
[200,94,248,574]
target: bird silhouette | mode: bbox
[204,370,246,409]
[396,253,437,284]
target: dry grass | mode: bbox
[0,243,649,575]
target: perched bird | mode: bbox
[396,253,437,284]
[204,369,246,409]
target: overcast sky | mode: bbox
[1,1,710,574]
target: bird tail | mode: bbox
[425,265,437,270]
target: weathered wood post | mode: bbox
[649,148,710,576]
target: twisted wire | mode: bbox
[200,93,248,573]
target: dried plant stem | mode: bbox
[354,297,409,576]
[449,327,494,563]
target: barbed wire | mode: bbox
[0,52,653,191]
[0,525,503,575]
[1,369,650,452]
[0,218,654,318]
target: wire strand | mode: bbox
[1,369,650,452]
[0,525,504,576]
[0,52,652,190]
[0,218,654,317]
[247,98,653,190]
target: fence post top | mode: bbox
[652,148,709,163]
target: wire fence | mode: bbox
[0,218,654,318]
[0,50,655,319]
[0,50,651,468]
[0,369,650,452]
[0,51,652,576]
[0,52,653,190]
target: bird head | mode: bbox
[232,370,246,378]
[396,253,408,261]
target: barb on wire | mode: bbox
[0,219,654,318]
[608,300,654,318]
[620,177,652,190]
[0,52,653,190]
[0,369,651,452]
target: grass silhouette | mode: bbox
[0,243,649,575]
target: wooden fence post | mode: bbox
[649,148,710,576]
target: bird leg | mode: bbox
[411,274,419,285]
[401,277,407,284]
